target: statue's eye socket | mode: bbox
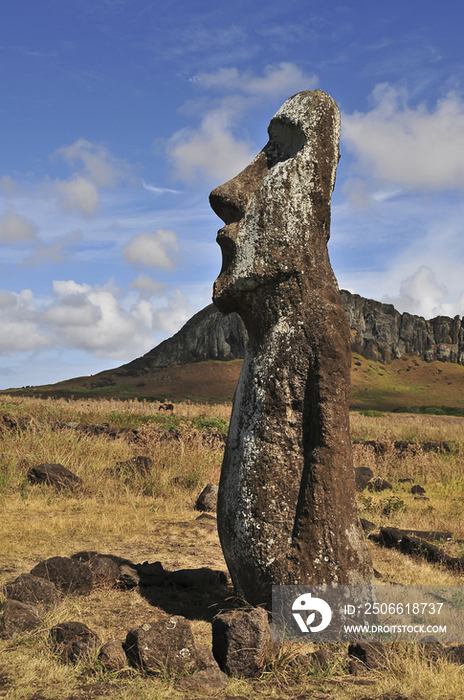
[266,118,306,166]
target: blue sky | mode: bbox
[1,0,464,389]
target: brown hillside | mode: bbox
[3,354,464,411]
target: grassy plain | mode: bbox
[0,396,463,699]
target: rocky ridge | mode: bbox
[117,290,464,376]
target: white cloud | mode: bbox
[44,139,137,216]
[55,138,134,188]
[0,176,17,196]
[0,289,50,353]
[0,207,38,242]
[142,180,181,195]
[153,288,194,335]
[383,266,450,318]
[52,176,100,216]
[130,273,166,299]
[0,278,199,360]
[168,62,318,184]
[343,85,464,190]
[21,229,83,267]
[122,229,182,269]
[193,62,316,98]
[168,114,255,184]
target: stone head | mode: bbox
[210,89,341,321]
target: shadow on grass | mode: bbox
[137,579,241,622]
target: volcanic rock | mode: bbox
[210,89,373,606]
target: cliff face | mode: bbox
[119,291,464,375]
[340,290,464,365]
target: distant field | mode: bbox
[3,353,464,412]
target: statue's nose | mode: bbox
[209,151,269,225]
[209,185,244,225]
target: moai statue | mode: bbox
[210,90,373,608]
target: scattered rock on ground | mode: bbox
[98,641,128,671]
[360,518,377,533]
[30,557,93,596]
[90,556,120,586]
[354,467,374,491]
[212,607,270,678]
[3,573,60,610]
[50,621,100,663]
[124,615,197,673]
[411,484,426,495]
[0,600,41,639]
[195,484,218,511]
[27,463,82,491]
[367,477,393,492]
[348,641,387,670]
[377,527,405,549]
[117,564,140,589]
[446,644,464,664]
[196,644,221,670]
[177,668,228,694]
[115,455,153,476]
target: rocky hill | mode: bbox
[118,290,464,377]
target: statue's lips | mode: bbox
[216,227,236,276]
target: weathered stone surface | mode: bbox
[0,600,41,639]
[209,89,373,606]
[3,573,60,610]
[124,616,197,673]
[98,641,128,671]
[27,463,82,490]
[212,608,270,678]
[30,556,93,595]
[177,668,228,694]
[195,483,219,511]
[50,621,100,663]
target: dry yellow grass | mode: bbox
[1,396,464,699]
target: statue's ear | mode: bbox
[266,116,306,166]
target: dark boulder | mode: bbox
[98,641,128,671]
[27,463,82,490]
[195,484,219,512]
[50,621,100,663]
[348,641,387,670]
[0,600,41,639]
[124,615,197,673]
[212,608,270,678]
[30,556,93,595]
[354,466,374,491]
[3,573,60,610]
